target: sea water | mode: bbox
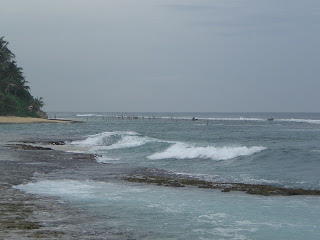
[4,112,320,239]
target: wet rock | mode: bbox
[124,175,320,196]
[50,141,65,145]
[5,144,52,151]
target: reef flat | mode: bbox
[124,175,320,196]
[0,140,134,239]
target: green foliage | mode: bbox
[0,36,44,117]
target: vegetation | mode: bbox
[0,36,45,117]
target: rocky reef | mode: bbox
[124,175,320,196]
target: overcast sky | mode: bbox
[1,0,319,112]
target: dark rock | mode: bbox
[124,175,320,196]
[5,144,52,151]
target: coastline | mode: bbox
[0,137,125,239]
[2,113,320,239]
[2,137,320,239]
[0,116,82,124]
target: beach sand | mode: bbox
[0,116,80,124]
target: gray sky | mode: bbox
[1,0,319,112]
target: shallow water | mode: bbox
[16,179,320,240]
[3,112,320,239]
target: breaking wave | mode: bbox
[70,131,157,150]
[70,131,266,162]
[200,117,264,121]
[152,116,265,121]
[96,156,120,163]
[148,143,266,161]
[141,116,320,124]
[276,118,320,124]
[77,114,97,117]
[76,114,107,117]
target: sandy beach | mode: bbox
[0,116,80,124]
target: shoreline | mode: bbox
[1,139,320,239]
[0,116,83,124]
[8,142,320,196]
[0,138,122,239]
[2,113,320,239]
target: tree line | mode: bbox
[0,36,45,117]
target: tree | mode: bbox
[0,37,15,64]
[0,36,45,117]
[1,61,26,95]
[31,97,45,112]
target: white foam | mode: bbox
[70,131,158,150]
[199,213,227,220]
[76,114,106,117]
[14,180,148,200]
[143,115,320,124]
[239,174,280,185]
[76,114,96,117]
[276,118,320,124]
[147,116,265,121]
[148,143,266,161]
[96,156,120,163]
[15,180,97,198]
[99,135,153,150]
[200,117,264,121]
[71,131,136,146]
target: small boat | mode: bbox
[192,117,198,121]
[267,118,274,121]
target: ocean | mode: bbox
[2,112,320,239]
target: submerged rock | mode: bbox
[124,175,320,196]
[5,144,52,151]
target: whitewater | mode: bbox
[2,112,320,239]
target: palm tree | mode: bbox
[0,37,15,65]
[0,36,45,116]
[1,61,26,95]
[32,97,45,112]
[1,37,18,95]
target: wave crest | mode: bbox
[148,143,266,161]
[70,131,155,150]
[277,118,320,124]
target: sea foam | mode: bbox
[70,132,266,161]
[148,143,266,161]
[96,156,120,163]
[277,118,320,124]
[151,116,265,121]
[70,131,157,150]
[77,114,97,117]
